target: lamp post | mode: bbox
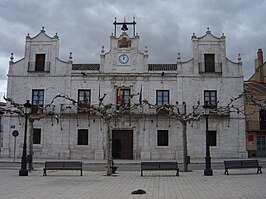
[19,100,31,176]
[203,102,213,176]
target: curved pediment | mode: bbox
[192,28,225,42]
[26,27,58,42]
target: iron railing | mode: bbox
[28,62,51,72]
[198,62,222,74]
[148,64,177,71]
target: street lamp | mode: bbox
[19,100,31,176]
[203,101,213,176]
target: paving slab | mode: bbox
[0,168,265,199]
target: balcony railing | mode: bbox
[28,62,51,73]
[246,121,266,131]
[148,64,177,71]
[72,64,100,70]
[198,62,222,74]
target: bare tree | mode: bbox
[4,91,244,175]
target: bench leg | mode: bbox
[176,169,179,176]
[81,169,83,176]
[224,169,229,175]
[257,167,262,174]
[43,169,47,176]
[141,170,143,177]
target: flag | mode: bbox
[117,87,121,104]
[98,84,100,101]
[139,84,142,103]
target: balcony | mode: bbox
[28,62,51,73]
[246,121,266,131]
[198,62,222,74]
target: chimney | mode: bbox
[257,49,263,66]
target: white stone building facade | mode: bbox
[1,21,247,160]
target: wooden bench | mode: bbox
[141,162,179,176]
[43,161,83,176]
[224,160,262,175]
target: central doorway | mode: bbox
[112,130,133,159]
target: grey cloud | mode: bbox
[1,0,266,88]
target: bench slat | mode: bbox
[43,161,82,176]
[141,161,179,176]
[159,162,177,169]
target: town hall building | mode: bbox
[1,19,247,160]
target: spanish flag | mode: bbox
[117,87,121,104]
[139,84,142,103]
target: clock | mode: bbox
[119,54,129,64]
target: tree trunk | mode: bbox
[106,119,112,176]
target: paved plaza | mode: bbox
[0,160,265,199]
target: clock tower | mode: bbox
[100,18,148,73]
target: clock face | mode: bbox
[119,54,129,64]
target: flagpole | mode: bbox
[139,84,142,104]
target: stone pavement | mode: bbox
[0,165,265,199]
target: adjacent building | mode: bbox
[245,49,266,157]
[1,20,247,160]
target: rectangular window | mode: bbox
[257,135,266,151]
[156,90,169,106]
[32,89,44,113]
[78,89,91,103]
[78,90,91,112]
[259,109,266,130]
[78,129,88,145]
[208,131,217,146]
[33,128,41,144]
[204,54,215,72]
[157,130,169,146]
[35,54,45,71]
[117,88,131,106]
[204,90,217,107]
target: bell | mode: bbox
[121,23,128,31]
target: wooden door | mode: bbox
[112,130,133,159]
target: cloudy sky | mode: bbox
[1,0,266,102]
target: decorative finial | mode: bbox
[238,53,241,62]
[144,46,148,54]
[41,26,45,32]
[54,33,58,38]
[101,46,105,54]
[177,52,181,61]
[191,32,196,39]
[206,27,211,34]
[26,33,30,39]
[10,53,14,62]
[68,52,73,63]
